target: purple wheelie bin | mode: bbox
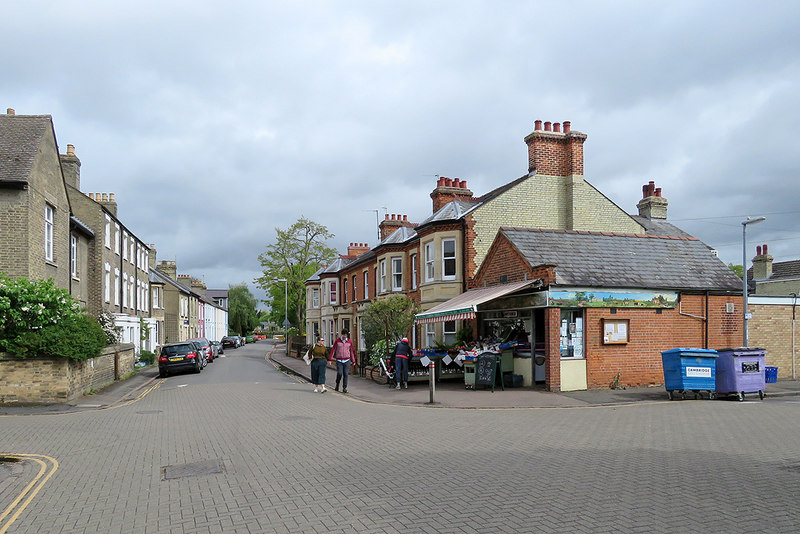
[715,347,767,401]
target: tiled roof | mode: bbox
[630,216,694,238]
[501,227,742,291]
[0,115,53,183]
[748,259,800,282]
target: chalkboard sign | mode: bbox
[476,352,496,386]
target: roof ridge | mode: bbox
[501,226,699,241]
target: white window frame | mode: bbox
[379,259,387,293]
[343,278,348,303]
[329,281,337,305]
[122,273,128,308]
[104,263,111,303]
[352,275,357,302]
[114,223,120,255]
[70,235,77,277]
[104,214,111,249]
[44,204,55,261]
[424,242,434,282]
[312,288,320,308]
[425,323,435,348]
[122,233,128,260]
[129,240,135,265]
[114,269,120,305]
[152,286,160,309]
[443,320,457,345]
[442,238,456,281]
[411,253,418,290]
[364,271,369,299]
[392,257,403,291]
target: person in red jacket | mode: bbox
[328,329,356,393]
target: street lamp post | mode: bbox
[272,278,289,355]
[742,216,766,348]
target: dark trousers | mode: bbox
[311,358,327,385]
[336,360,351,389]
[395,356,409,385]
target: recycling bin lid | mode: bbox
[661,348,718,356]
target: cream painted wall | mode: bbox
[560,358,588,391]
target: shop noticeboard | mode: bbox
[603,319,629,344]
[475,352,496,386]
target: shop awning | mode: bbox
[415,280,536,324]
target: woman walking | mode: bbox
[310,337,329,393]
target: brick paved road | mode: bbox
[2,343,800,533]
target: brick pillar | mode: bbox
[545,307,561,392]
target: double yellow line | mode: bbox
[0,454,58,534]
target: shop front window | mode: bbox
[425,323,435,348]
[560,309,584,359]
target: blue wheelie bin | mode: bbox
[661,348,718,400]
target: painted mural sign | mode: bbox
[548,290,678,308]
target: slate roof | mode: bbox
[381,225,417,245]
[630,216,694,238]
[748,259,800,282]
[0,115,53,182]
[500,227,742,291]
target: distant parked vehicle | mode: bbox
[246,335,255,343]
[221,336,238,349]
[158,342,203,377]
[211,340,223,355]
[238,335,246,346]
[188,337,214,364]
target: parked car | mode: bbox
[246,335,255,343]
[158,342,203,377]
[211,340,223,355]
[238,335,246,346]
[221,336,238,349]
[188,337,214,364]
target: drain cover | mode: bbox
[163,459,223,480]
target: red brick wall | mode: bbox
[524,129,587,176]
[582,294,741,388]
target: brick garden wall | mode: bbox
[0,343,135,405]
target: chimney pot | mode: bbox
[102,193,109,202]
[6,108,14,115]
[763,244,768,254]
[391,214,396,220]
[544,121,552,131]
[757,245,762,256]
[109,192,115,202]
[461,180,467,188]
[385,214,389,220]
[563,121,571,132]
[437,177,444,187]
[554,122,561,133]
[534,119,542,130]
[403,215,408,221]
[66,144,75,156]
[453,178,461,187]
[444,178,452,187]
[655,187,661,197]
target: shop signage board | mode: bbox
[549,290,678,308]
[476,352,496,388]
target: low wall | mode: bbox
[0,343,135,405]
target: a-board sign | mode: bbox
[476,352,496,386]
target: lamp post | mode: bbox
[742,216,766,348]
[272,278,289,355]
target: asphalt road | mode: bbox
[2,340,800,533]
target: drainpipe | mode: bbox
[704,291,710,348]
[792,293,797,380]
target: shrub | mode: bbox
[0,274,81,352]
[7,314,107,361]
[139,350,156,364]
[97,312,121,345]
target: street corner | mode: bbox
[0,453,59,533]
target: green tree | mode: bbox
[361,295,420,357]
[254,217,337,329]
[728,263,744,278]
[228,284,259,336]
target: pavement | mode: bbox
[268,344,800,408]
[3,342,800,414]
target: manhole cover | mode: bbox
[163,459,223,480]
[135,410,163,415]
[280,416,313,421]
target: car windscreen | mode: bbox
[162,344,192,356]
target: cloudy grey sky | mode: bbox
[3,1,798,302]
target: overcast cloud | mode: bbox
[3,1,798,304]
